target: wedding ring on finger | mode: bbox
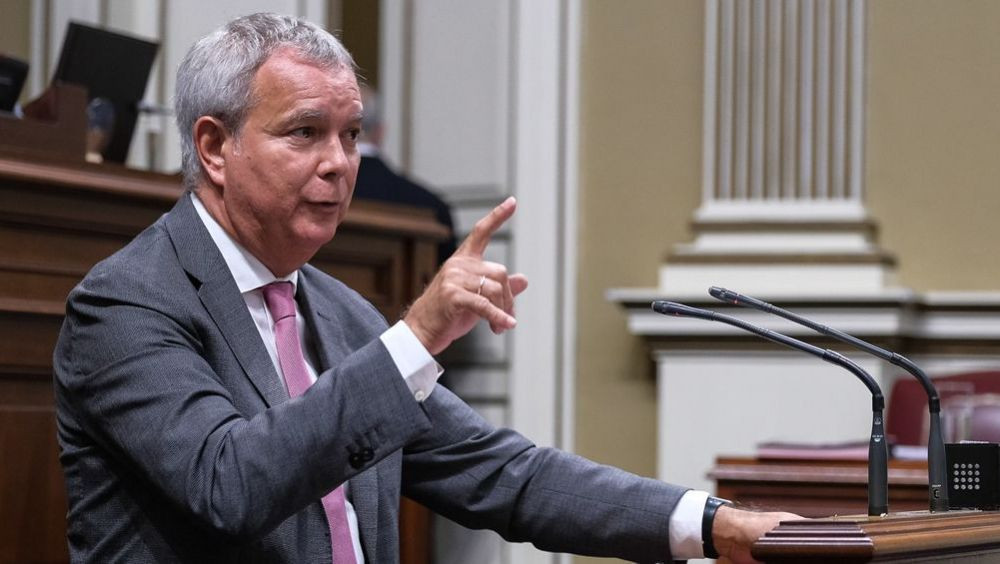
[476,275,487,296]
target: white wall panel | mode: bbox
[656,351,887,493]
[408,0,510,193]
[381,1,577,563]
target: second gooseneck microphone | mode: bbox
[651,300,889,517]
[708,286,948,513]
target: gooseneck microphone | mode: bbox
[708,286,948,513]
[651,300,889,517]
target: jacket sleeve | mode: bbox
[400,385,687,563]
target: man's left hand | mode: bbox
[404,197,529,355]
[713,506,802,564]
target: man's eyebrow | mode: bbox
[278,108,362,126]
[277,108,327,126]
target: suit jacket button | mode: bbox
[349,453,365,469]
[361,448,374,462]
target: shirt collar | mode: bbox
[190,192,298,294]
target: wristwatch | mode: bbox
[701,496,732,559]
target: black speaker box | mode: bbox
[946,442,1000,510]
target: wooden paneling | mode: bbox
[0,85,88,163]
[717,457,1000,561]
[0,151,446,563]
[712,457,930,518]
[0,377,67,564]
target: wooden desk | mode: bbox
[0,152,446,563]
[711,456,931,517]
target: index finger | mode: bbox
[457,196,517,257]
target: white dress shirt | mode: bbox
[190,192,707,560]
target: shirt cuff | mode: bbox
[379,320,443,402]
[668,489,709,559]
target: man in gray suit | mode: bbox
[54,13,795,563]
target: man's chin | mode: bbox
[299,228,339,255]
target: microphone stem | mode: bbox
[709,287,949,512]
[651,300,891,516]
[927,412,948,512]
[869,407,889,516]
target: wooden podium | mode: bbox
[713,456,1000,561]
[754,511,1000,562]
[0,151,446,563]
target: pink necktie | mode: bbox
[262,282,358,564]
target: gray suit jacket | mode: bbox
[54,195,687,563]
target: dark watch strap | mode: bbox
[702,496,731,559]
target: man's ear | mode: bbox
[194,116,231,187]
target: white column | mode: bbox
[509,4,580,564]
[662,0,891,298]
[750,0,766,200]
[700,0,868,220]
[831,0,848,199]
[848,0,866,202]
[380,1,579,562]
[765,0,782,199]
[781,0,798,200]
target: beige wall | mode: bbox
[340,0,380,89]
[0,1,31,59]
[574,2,703,562]
[0,0,31,105]
[867,0,1000,291]
[575,0,704,482]
[574,1,1000,561]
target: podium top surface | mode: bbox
[754,510,1000,562]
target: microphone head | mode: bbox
[651,301,715,320]
[709,286,739,302]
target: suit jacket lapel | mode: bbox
[298,269,381,561]
[296,268,348,372]
[164,195,288,407]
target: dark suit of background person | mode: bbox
[352,84,457,265]
[355,149,457,265]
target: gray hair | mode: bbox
[174,13,356,190]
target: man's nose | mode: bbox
[317,136,350,178]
